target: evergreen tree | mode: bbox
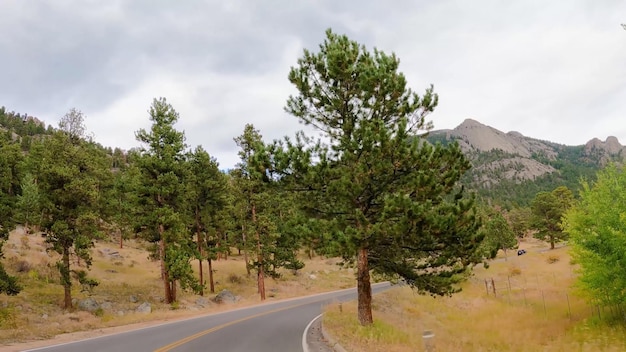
[530,186,574,249]
[478,207,517,261]
[506,206,532,238]
[107,161,140,248]
[186,146,228,295]
[284,29,482,325]
[16,173,41,232]
[37,111,109,308]
[233,124,300,300]
[0,134,22,296]
[134,97,198,303]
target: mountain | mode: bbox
[427,119,625,207]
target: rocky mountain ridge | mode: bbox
[427,119,625,206]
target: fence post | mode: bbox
[542,290,547,316]
[491,278,496,297]
[507,276,512,304]
[566,293,571,320]
[485,279,489,296]
[423,330,435,352]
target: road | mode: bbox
[23,282,391,352]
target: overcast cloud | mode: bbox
[1,0,625,168]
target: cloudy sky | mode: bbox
[1,1,625,168]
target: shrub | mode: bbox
[547,255,560,264]
[228,273,243,284]
[20,236,30,250]
[508,266,522,276]
[0,306,17,329]
[14,260,31,273]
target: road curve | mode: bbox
[22,282,391,352]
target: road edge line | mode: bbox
[302,313,323,352]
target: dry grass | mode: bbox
[0,231,356,345]
[324,239,626,352]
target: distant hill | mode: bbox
[427,119,625,207]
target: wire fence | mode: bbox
[476,273,626,323]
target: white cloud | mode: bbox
[1,0,625,169]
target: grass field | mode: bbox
[323,239,626,351]
[0,229,356,345]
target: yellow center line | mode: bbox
[153,302,309,352]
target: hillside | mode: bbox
[323,240,626,351]
[0,227,355,345]
[427,119,625,206]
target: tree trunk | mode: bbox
[119,228,123,249]
[242,224,250,276]
[196,208,204,296]
[198,256,204,297]
[258,265,266,300]
[357,246,373,325]
[550,236,555,249]
[62,249,72,309]
[252,203,265,300]
[171,280,177,302]
[159,224,173,304]
[208,258,215,293]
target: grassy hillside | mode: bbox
[323,240,626,351]
[0,228,356,345]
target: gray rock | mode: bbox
[78,298,99,312]
[41,314,48,319]
[100,301,113,310]
[195,297,209,306]
[117,310,125,316]
[213,290,239,304]
[136,302,151,314]
[309,274,317,280]
[129,295,139,303]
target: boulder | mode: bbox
[195,297,209,307]
[77,298,99,312]
[213,290,239,304]
[136,302,151,314]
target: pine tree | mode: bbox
[134,97,197,303]
[0,134,22,296]
[16,173,41,232]
[285,29,482,325]
[186,146,228,295]
[478,207,517,261]
[37,110,109,308]
[233,124,301,300]
[531,186,574,249]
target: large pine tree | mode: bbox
[37,109,109,308]
[285,29,482,325]
[135,97,196,303]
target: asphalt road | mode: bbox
[23,282,391,352]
